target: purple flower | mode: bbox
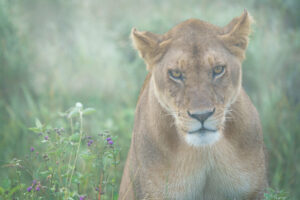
[108,140,114,145]
[36,185,40,191]
[30,147,35,152]
[32,180,37,185]
[44,136,49,140]
[27,186,32,192]
[79,196,85,200]
[106,137,112,141]
[87,140,93,147]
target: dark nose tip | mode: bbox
[187,108,215,123]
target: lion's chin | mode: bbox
[184,131,221,147]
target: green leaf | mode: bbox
[70,133,80,142]
[28,127,41,133]
[35,118,42,128]
[82,108,96,115]
[40,170,49,175]
[0,186,5,195]
[68,107,80,118]
[8,184,24,197]
[58,112,67,117]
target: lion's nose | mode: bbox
[187,108,215,124]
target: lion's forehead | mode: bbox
[163,48,227,70]
[168,18,222,39]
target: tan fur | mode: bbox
[119,10,267,200]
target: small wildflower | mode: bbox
[88,140,94,147]
[32,180,37,186]
[76,102,83,109]
[27,186,32,192]
[108,140,114,145]
[36,185,40,191]
[79,196,85,200]
[106,137,112,141]
[44,135,49,140]
[30,147,34,152]
[54,128,62,135]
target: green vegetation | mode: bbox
[264,188,289,200]
[0,0,299,199]
[1,103,120,199]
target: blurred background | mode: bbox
[0,0,299,199]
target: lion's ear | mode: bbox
[131,28,170,70]
[219,10,254,61]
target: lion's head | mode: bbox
[131,11,253,147]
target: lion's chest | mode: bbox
[156,152,253,200]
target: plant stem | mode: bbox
[70,117,74,135]
[68,112,83,190]
[98,173,103,200]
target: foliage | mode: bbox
[0,103,120,200]
[264,188,289,200]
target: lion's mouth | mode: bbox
[188,127,217,134]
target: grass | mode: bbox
[0,102,290,200]
[263,189,289,200]
[1,103,120,200]
[0,102,291,200]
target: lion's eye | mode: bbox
[169,70,183,80]
[213,65,225,77]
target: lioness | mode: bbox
[119,10,268,200]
